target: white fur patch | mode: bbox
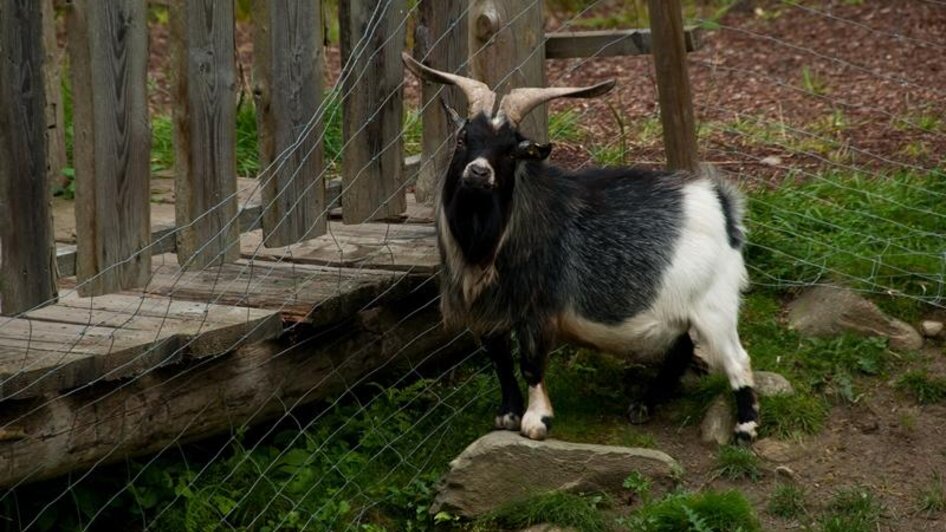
[438,209,503,308]
[735,420,758,437]
[521,383,553,440]
[494,413,521,431]
[462,157,495,186]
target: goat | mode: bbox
[402,53,759,443]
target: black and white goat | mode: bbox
[403,53,759,443]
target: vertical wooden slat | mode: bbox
[253,0,326,246]
[468,0,546,142]
[67,0,151,296]
[0,0,58,315]
[413,0,468,204]
[41,0,68,190]
[339,0,407,224]
[170,0,239,266]
[647,0,700,172]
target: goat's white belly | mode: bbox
[559,310,685,363]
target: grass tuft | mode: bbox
[625,489,761,532]
[818,486,884,532]
[714,446,762,482]
[759,393,828,439]
[476,491,609,532]
[916,474,946,515]
[897,370,946,404]
[549,109,585,144]
[768,483,808,519]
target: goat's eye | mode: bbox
[456,133,466,148]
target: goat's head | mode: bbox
[402,52,615,195]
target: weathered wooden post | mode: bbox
[253,0,327,246]
[0,0,58,314]
[41,0,68,190]
[339,0,407,224]
[413,0,468,204]
[170,0,240,266]
[647,0,700,172]
[67,0,152,296]
[468,0,546,142]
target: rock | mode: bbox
[701,396,735,446]
[760,155,783,167]
[787,285,924,352]
[921,320,944,338]
[431,431,679,518]
[753,438,803,463]
[754,371,794,396]
[774,466,796,480]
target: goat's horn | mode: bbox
[497,80,617,127]
[402,52,496,118]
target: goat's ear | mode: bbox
[440,96,465,129]
[514,140,552,160]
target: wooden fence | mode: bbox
[0,0,700,315]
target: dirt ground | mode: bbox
[135,2,946,529]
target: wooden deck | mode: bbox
[0,188,456,488]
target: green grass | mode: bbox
[817,486,884,532]
[916,474,946,515]
[546,0,739,29]
[897,370,946,404]
[758,393,828,439]
[624,489,761,532]
[476,491,610,532]
[549,108,585,144]
[768,483,808,520]
[714,446,762,482]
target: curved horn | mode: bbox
[402,52,496,117]
[497,79,617,127]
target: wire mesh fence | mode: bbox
[0,0,944,530]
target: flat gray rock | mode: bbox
[700,395,735,446]
[787,285,923,352]
[432,431,678,518]
[755,371,794,396]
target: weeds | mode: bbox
[916,474,946,515]
[758,393,828,439]
[477,491,610,532]
[818,486,884,532]
[624,489,761,532]
[549,108,585,144]
[768,483,808,519]
[714,446,763,482]
[897,370,946,404]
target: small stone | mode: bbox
[754,371,794,396]
[753,438,803,463]
[775,466,796,480]
[761,155,783,167]
[787,285,924,352]
[701,396,735,446]
[432,431,679,518]
[921,320,944,338]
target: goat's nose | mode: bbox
[468,164,489,179]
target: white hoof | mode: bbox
[494,413,521,431]
[520,411,550,440]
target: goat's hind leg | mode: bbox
[627,332,695,424]
[484,333,524,431]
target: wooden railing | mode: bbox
[0,0,701,315]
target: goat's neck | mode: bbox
[443,187,511,267]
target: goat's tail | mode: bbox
[701,163,747,250]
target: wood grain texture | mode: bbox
[141,255,425,326]
[468,0,546,142]
[0,298,474,488]
[339,0,407,224]
[67,0,152,297]
[170,0,240,267]
[647,0,700,172]
[41,0,68,190]
[0,0,58,315]
[253,0,327,246]
[240,222,438,273]
[413,0,467,204]
[544,27,703,59]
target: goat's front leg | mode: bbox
[483,332,524,431]
[517,323,554,440]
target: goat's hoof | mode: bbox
[627,402,651,425]
[494,412,522,431]
[732,421,759,446]
[520,412,551,440]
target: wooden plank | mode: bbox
[0,318,180,400]
[253,0,327,246]
[468,0,546,142]
[240,222,438,273]
[139,255,424,326]
[27,294,283,358]
[339,0,407,224]
[0,297,475,488]
[413,0,467,204]
[0,0,58,316]
[545,27,703,59]
[170,0,240,267]
[67,0,152,297]
[41,0,68,190]
[647,0,700,172]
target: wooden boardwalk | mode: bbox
[0,192,454,487]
